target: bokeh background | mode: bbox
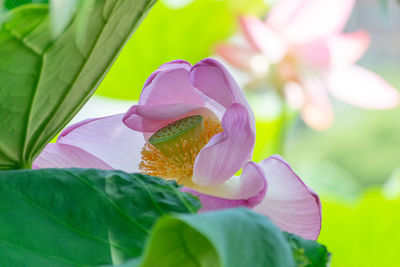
[70,0,400,265]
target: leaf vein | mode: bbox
[67,170,150,234]
[26,1,116,161]
[0,238,86,266]
[6,184,137,257]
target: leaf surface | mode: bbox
[0,0,156,169]
[127,208,297,267]
[0,168,199,266]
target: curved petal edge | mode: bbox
[253,155,322,240]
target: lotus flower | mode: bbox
[217,0,399,130]
[34,58,321,240]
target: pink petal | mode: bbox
[239,16,287,63]
[125,58,252,134]
[284,82,306,109]
[190,58,253,119]
[139,60,204,107]
[328,65,399,109]
[123,103,207,133]
[295,39,331,69]
[33,143,113,169]
[253,155,322,240]
[216,44,257,71]
[267,0,356,43]
[191,161,267,200]
[182,162,267,212]
[300,78,334,130]
[58,114,145,172]
[192,103,255,186]
[295,31,370,69]
[61,118,99,137]
[325,31,370,66]
[234,161,267,201]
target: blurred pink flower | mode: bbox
[217,0,399,130]
[34,58,321,240]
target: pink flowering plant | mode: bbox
[218,0,399,130]
[36,58,322,240]
[0,1,330,266]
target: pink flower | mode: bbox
[217,0,399,130]
[34,58,321,240]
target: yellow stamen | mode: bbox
[140,116,223,186]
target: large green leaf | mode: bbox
[0,168,329,266]
[0,0,156,170]
[0,168,200,266]
[128,209,330,267]
[125,208,296,267]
